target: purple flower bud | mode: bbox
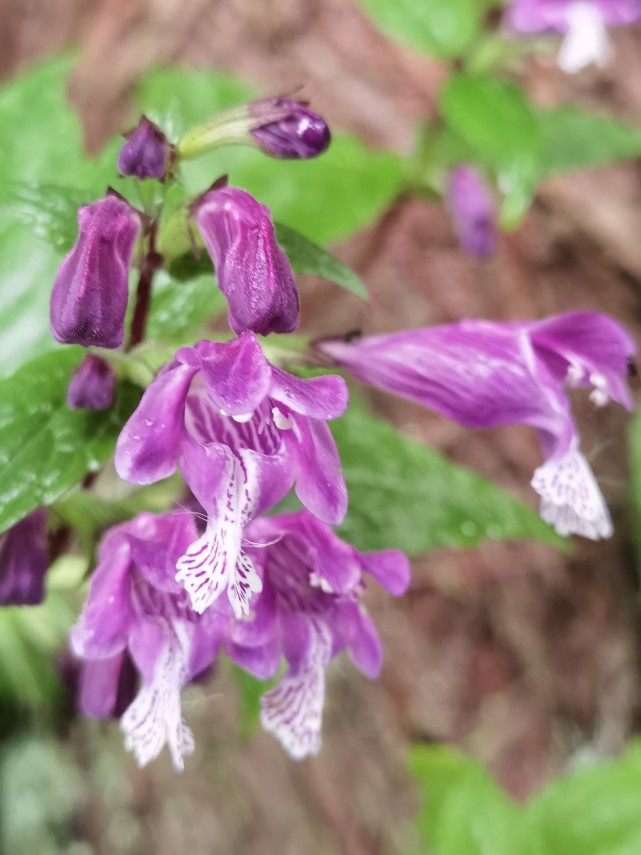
[446,166,496,258]
[194,186,300,336]
[250,97,331,160]
[50,195,141,348]
[67,354,117,410]
[118,116,171,180]
[0,510,49,605]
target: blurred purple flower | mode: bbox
[0,510,49,605]
[118,116,170,180]
[50,195,141,348]
[115,334,348,617]
[237,511,410,760]
[249,96,331,160]
[505,0,641,71]
[318,312,635,539]
[70,512,226,771]
[194,185,299,336]
[446,166,496,258]
[67,354,117,410]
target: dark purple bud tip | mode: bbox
[250,97,331,160]
[50,195,141,348]
[446,166,497,259]
[118,116,171,180]
[67,355,116,410]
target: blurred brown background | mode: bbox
[3,1,641,853]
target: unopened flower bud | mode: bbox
[446,166,496,258]
[50,195,141,348]
[249,97,331,159]
[176,96,330,161]
[118,116,171,180]
[194,185,299,335]
[0,510,49,606]
[67,355,116,410]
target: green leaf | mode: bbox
[136,67,406,245]
[331,396,565,554]
[409,745,523,855]
[537,107,641,177]
[356,0,482,59]
[0,349,140,534]
[524,743,641,855]
[1,184,88,253]
[275,223,367,299]
[440,75,541,226]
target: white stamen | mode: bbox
[260,623,331,760]
[566,364,584,386]
[232,412,254,423]
[558,2,612,73]
[531,442,613,540]
[309,572,335,593]
[272,406,294,430]
[120,632,194,772]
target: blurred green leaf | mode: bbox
[524,744,641,855]
[0,349,140,533]
[1,184,88,253]
[537,107,641,176]
[275,223,367,298]
[356,0,482,59]
[332,396,565,554]
[409,745,522,855]
[440,75,541,226]
[0,593,74,706]
[228,663,272,738]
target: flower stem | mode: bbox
[127,227,162,351]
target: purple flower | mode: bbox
[505,0,641,71]
[70,512,226,771]
[67,354,117,410]
[118,116,171,180]
[114,334,348,617]
[318,312,636,539]
[0,510,49,605]
[50,195,141,348]
[237,511,410,759]
[194,186,299,336]
[446,166,496,258]
[249,96,331,160]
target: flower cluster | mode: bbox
[42,83,636,775]
[45,96,409,769]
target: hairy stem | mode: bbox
[128,226,163,351]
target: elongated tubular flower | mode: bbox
[317,313,636,539]
[0,510,49,605]
[194,186,299,336]
[235,511,410,760]
[50,195,141,348]
[505,0,641,72]
[70,512,239,771]
[446,166,496,258]
[115,333,348,618]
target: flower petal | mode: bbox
[260,622,331,760]
[288,415,347,526]
[531,440,613,539]
[359,549,411,596]
[115,360,197,485]
[270,367,348,419]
